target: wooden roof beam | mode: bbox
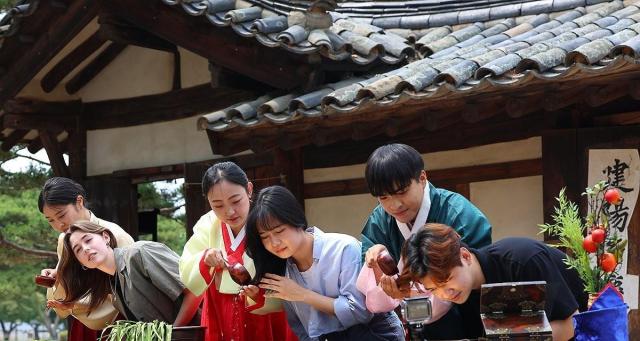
[4,98,83,115]
[2,113,74,132]
[84,84,256,129]
[40,131,70,178]
[97,13,176,53]
[0,129,29,151]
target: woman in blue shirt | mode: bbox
[244,186,403,341]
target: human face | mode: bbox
[69,230,112,269]
[377,171,427,224]
[420,249,475,304]
[43,197,88,233]
[258,219,305,259]
[207,180,253,231]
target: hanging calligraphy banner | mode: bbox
[588,149,639,310]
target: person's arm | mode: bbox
[179,213,216,295]
[332,242,374,326]
[550,310,578,341]
[173,289,203,327]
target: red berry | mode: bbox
[583,235,597,253]
[604,188,622,205]
[599,253,617,272]
[591,228,605,244]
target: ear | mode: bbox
[102,231,111,245]
[76,195,85,208]
[460,247,472,265]
[246,181,254,198]
[419,170,428,186]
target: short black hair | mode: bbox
[365,143,424,196]
[38,177,88,213]
[245,186,307,283]
[201,161,249,197]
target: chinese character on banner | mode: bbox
[589,150,639,310]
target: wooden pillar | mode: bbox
[68,116,87,179]
[274,148,305,209]
[83,176,139,239]
[542,129,581,230]
[184,162,211,238]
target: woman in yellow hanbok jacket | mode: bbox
[180,162,296,341]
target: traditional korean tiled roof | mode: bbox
[199,0,640,132]
[166,0,615,66]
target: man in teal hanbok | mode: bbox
[360,143,492,340]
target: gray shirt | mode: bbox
[112,241,185,323]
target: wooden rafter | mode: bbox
[40,31,108,93]
[65,42,127,94]
[0,0,99,106]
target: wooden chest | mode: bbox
[478,281,552,340]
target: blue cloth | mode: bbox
[284,227,373,341]
[573,285,628,341]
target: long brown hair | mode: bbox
[58,221,117,313]
[397,223,463,287]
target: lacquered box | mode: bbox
[478,281,552,341]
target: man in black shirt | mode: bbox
[399,223,588,341]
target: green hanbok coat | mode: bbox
[361,182,492,262]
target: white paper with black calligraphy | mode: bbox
[588,149,639,310]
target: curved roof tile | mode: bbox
[200,0,640,132]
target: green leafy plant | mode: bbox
[540,181,627,295]
[100,320,172,341]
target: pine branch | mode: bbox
[0,231,57,259]
[15,153,51,166]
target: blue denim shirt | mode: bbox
[284,227,373,341]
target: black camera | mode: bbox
[401,296,432,324]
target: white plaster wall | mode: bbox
[179,47,210,88]
[87,114,215,176]
[470,176,544,241]
[305,194,378,237]
[304,137,542,183]
[77,46,174,101]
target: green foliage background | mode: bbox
[0,149,188,339]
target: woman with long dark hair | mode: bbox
[57,221,200,326]
[245,185,404,341]
[38,177,134,338]
[179,162,296,341]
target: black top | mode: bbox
[457,238,589,338]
